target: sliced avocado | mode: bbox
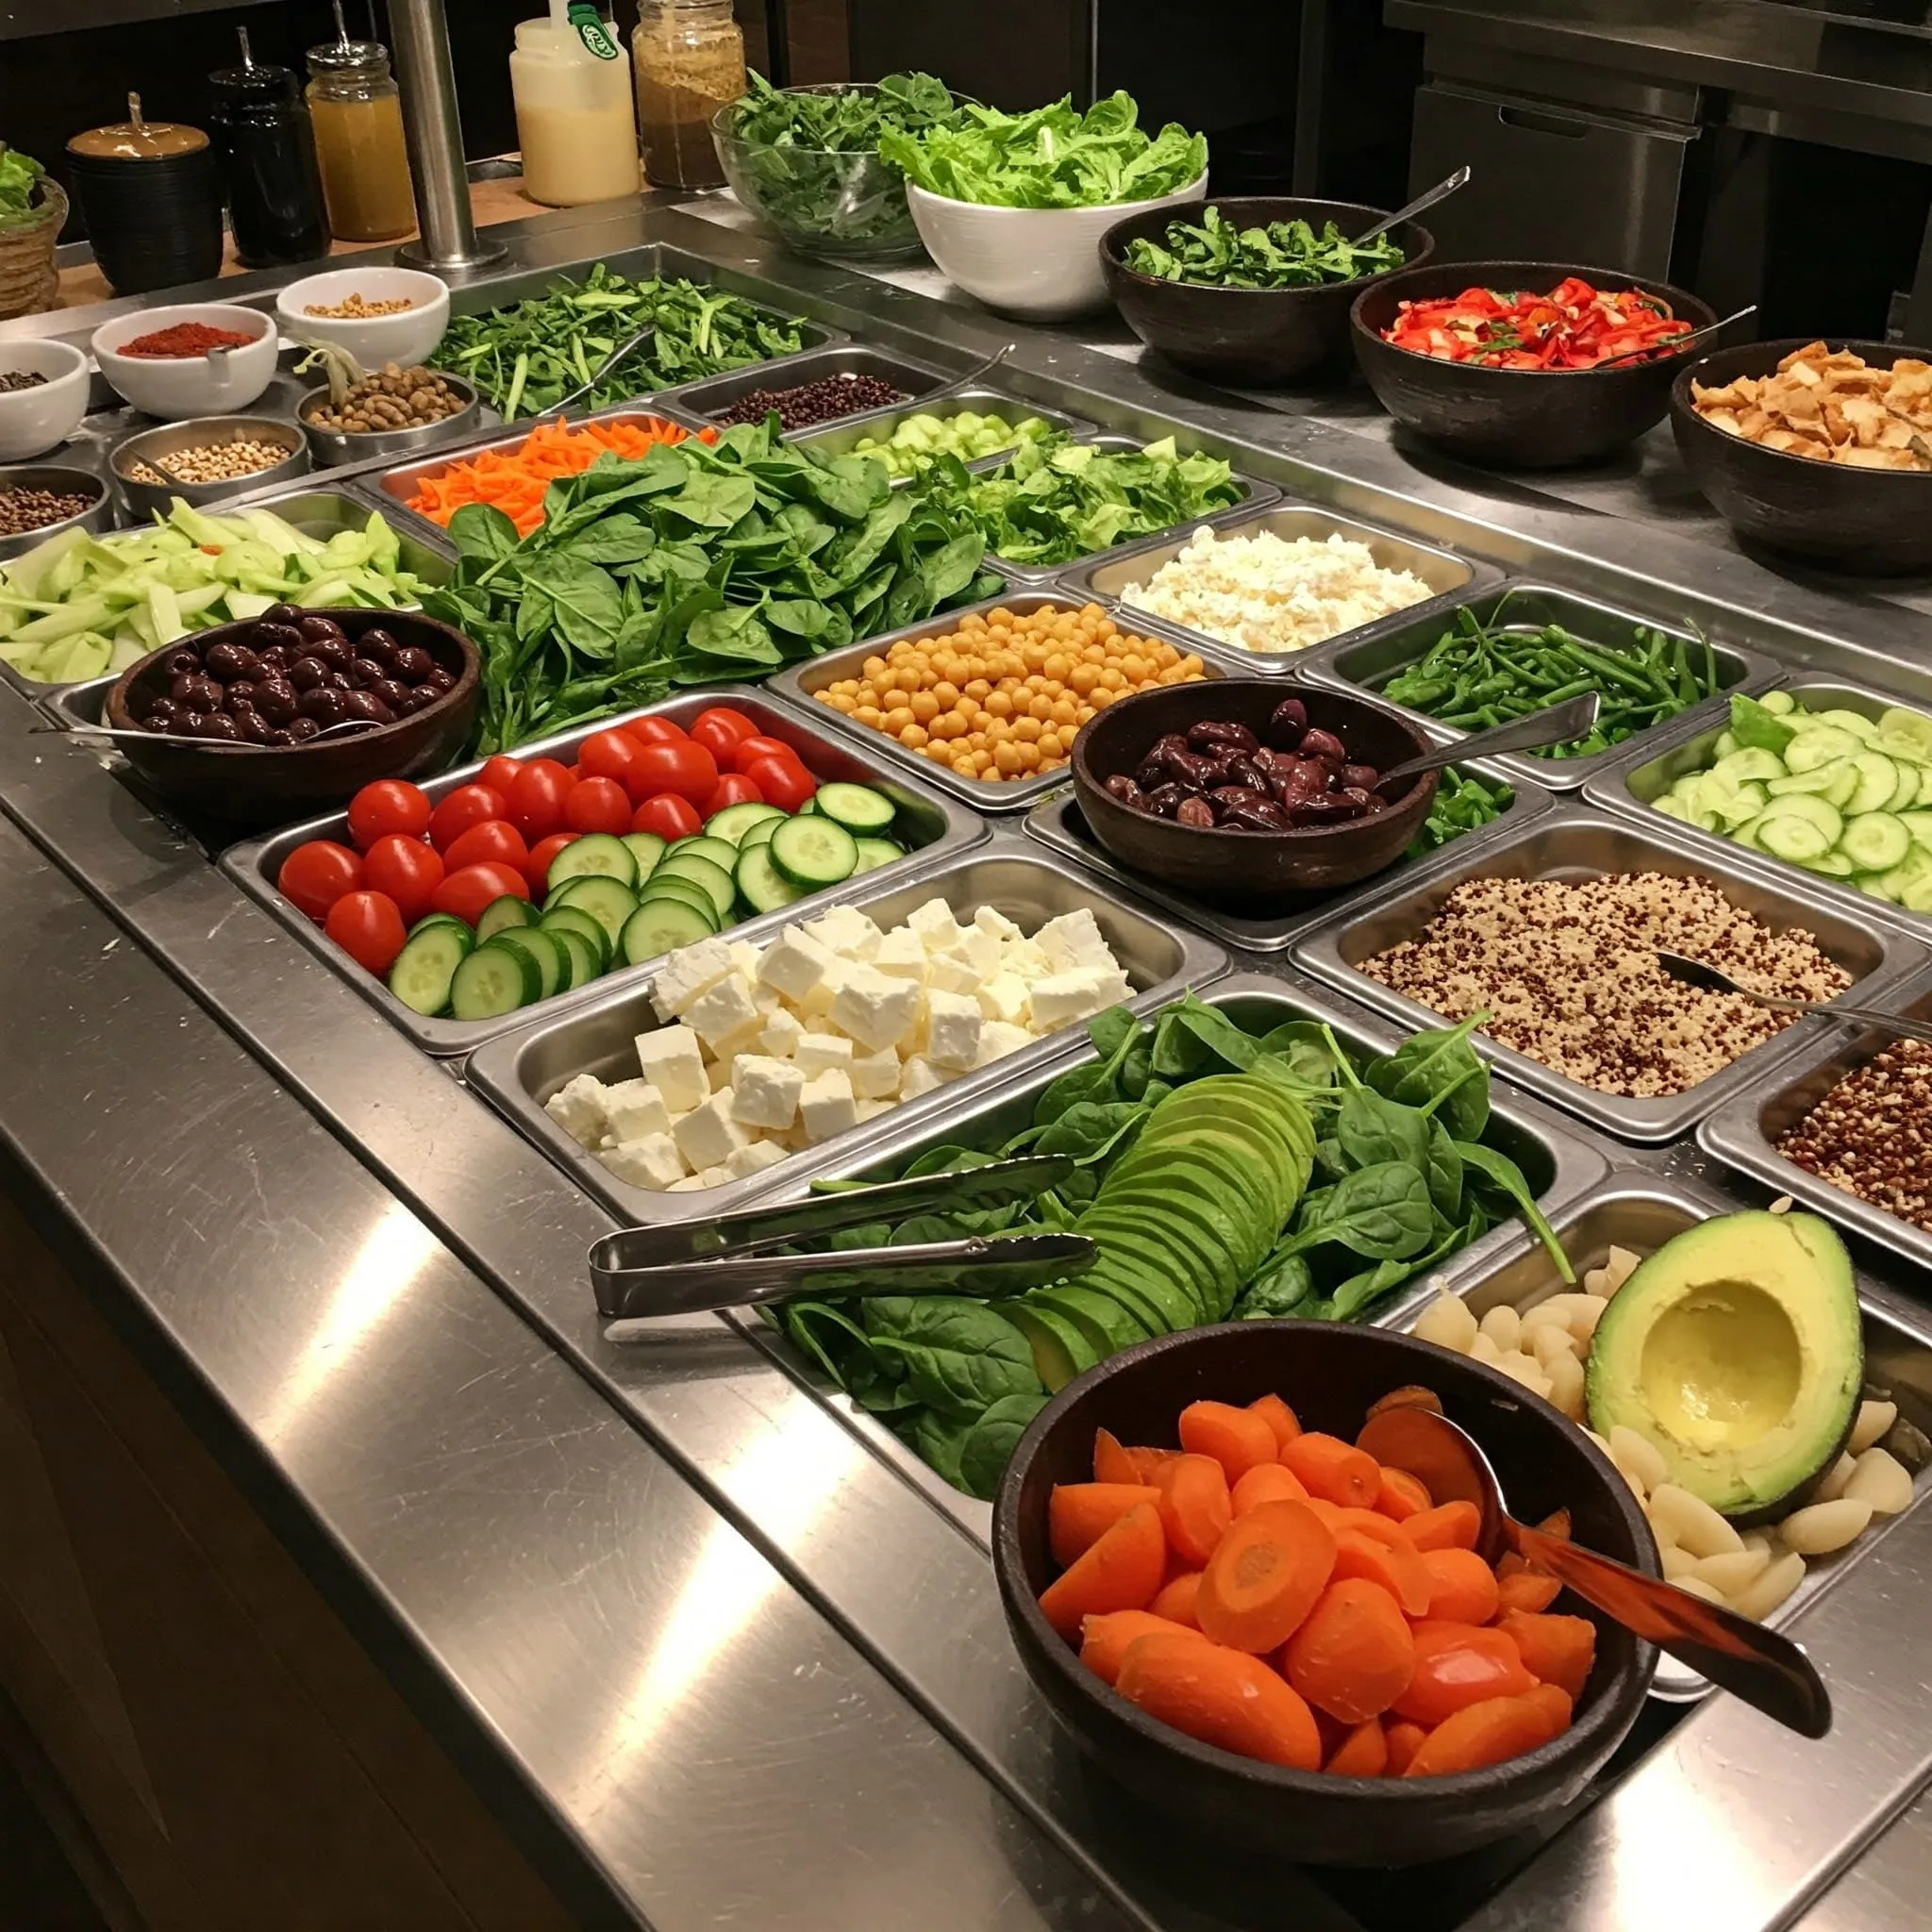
[1586,1210,1865,1521]
[1076,1241,1195,1334]
[999,1300,1097,1393]
[1092,1181,1247,1318]
[1029,1284,1148,1357]
[1083,1204,1221,1324]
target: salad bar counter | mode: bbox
[5,192,1932,1932]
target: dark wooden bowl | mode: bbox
[1670,338,1932,575]
[1099,198,1436,388]
[105,608,479,831]
[1071,681,1437,911]
[1349,259,1720,468]
[994,1322,1657,1867]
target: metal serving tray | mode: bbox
[1020,763,1556,954]
[659,343,958,426]
[466,845,1228,1227]
[720,971,1611,1542]
[1292,805,1924,1144]
[1585,673,1932,942]
[1700,966,1932,1282]
[1384,1169,1932,1702]
[763,586,1235,815]
[787,386,1098,475]
[220,687,987,1058]
[1296,582,1784,790]
[1054,502,1497,681]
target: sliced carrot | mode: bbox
[1248,1392,1303,1453]
[1421,1546,1501,1625]
[1180,1401,1280,1485]
[1332,1527,1433,1618]
[1393,1621,1537,1726]
[1050,1483,1163,1568]
[1324,1718,1391,1778]
[1284,1577,1417,1724]
[1150,1570,1204,1628]
[1498,1610,1596,1701]
[1494,1571,1563,1617]
[1496,1550,1529,1581]
[1376,1467,1432,1522]
[1399,1500,1483,1554]
[1116,1632,1322,1771]
[1231,1462,1309,1515]
[1306,1502,1406,1547]
[1363,1384,1444,1424]
[1401,1686,1573,1777]
[1280,1432,1382,1508]
[1196,1499,1337,1654]
[1156,1454,1234,1569]
[1078,1609,1206,1687]
[1039,1502,1167,1639]
[1092,1427,1175,1487]
[1536,1507,1573,1541]
[1521,1681,1575,1733]
[1383,1719,1427,1775]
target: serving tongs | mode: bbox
[589,1154,1094,1321]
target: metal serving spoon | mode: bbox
[1656,951,1932,1045]
[1594,304,1759,371]
[1373,691,1601,793]
[1353,166,1471,246]
[1357,1400,1833,1738]
[541,323,658,418]
[31,716,380,749]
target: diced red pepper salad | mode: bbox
[1379,277,1690,370]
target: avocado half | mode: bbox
[1585,1210,1864,1523]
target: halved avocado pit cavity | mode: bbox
[1639,1279,1804,1453]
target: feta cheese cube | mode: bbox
[976,1020,1035,1066]
[974,905,1024,944]
[602,1078,672,1144]
[1002,938,1052,982]
[1038,908,1113,973]
[602,1133,687,1191]
[728,940,761,979]
[731,1056,805,1130]
[667,1169,726,1193]
[544,1073,610,1148]
[898,1055,949,1099]
[949,926,1002,978]
[805,904,882,961]
[978,972,1031,1026]
[849,1046,902,1099]
[635,1026,708,1114]
[708,1014,768,1068]
[794,1031,855,1076]
[832,963,924,1053]
[906,899,961,950]
[759,1008,806,1059]
[1030,968,1114,1033]
[925,990,983,1070]
[853,1097,894,1123]
[925,950,982,998]
[798,1069,858,1144]
[872,928,929,980]
[756,924,832,1003]
[651,937,736,1020]
[685,973,760,1049]
[673,1089,753,1171]
[725,1141,790,1180]
[796,958,852,1020]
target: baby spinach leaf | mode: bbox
[1365,1011,1491,1142]
[958,1392,1052,1499]
[1033,1101,1148,1169]
[1232,1249,1316,1320]
[781,1299,888,1395]
[862,1297,1042,1421]
[1149,992,1259,1078]
[1454,1141,1575,1282]
[1336,1087,1431,1174]
[914,1408,977,1489]
[446,501,519,562]
[1287,1162,1434,1260]
[1036,1009,1141,1123]
[1425,1118,1465,1222]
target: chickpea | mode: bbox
[861,656,887,679]
[884,706,915,734]
[900,723,928,749]
[1012,715,1042,744]
[855,705,884,727]
[910,690,940,724]
[1014,741,1041,772]
[995,741,1024,775]
[1050,699,1078,727]
[954,755,977,777]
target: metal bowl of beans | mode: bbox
[0,463,113,563]
[108,415,311,519]
[297,368,481,468]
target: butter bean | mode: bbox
[1777,1496,1874,1556]
[1648,1483,1745,1558]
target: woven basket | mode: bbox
[0,179,66,321]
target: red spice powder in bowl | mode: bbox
[118,321,259,358]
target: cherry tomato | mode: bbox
[729,734,807,776]
[325,890,408,977]
[622,715,688,747]
[431,861,528,925]
[506,758,576,841]
[629,739,718,808]
[576,728,646,797]
[442,818,530,874]
[632,792,702,841]
[362,833,445,925]
[345,777,431,850]
[277,839,364,921]
[703,772,765,817]
[690,708,758,763]
[479,754,525,798]
[428,782,509,853]
[741,754,817,813]
[525,831,579,896]
[564,774,634,835]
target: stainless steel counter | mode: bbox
[4,194,1931,1930]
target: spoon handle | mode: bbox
[1374,691,1601,790]
[1510,1523,1832,1739]
[1352,165,1470,246]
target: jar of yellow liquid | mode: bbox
[305,15,416,242]
[510,8,642,208]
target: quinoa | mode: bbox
[1778,1041,1932,1231]
[1357,872,1851,1097]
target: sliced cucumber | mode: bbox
[475,893,539,942]
[813,781,897,835]
[1889,762,1924,812]
[1759,792,1844,840]
[541,903,611,967]
[408,912,471,940]
[550,925,604,990]
[449,941,539,1019]
[1841,812,1911,873]
[546,874,640,946]
[1899,810,1932,852]
[621,897,719,965]
[1847,752,1900,817]
[1786,726,1862,774]
[736,841,808,914]
[489,925,565,1000]
[654,851,736,920]
[641,874,725,920]
[769,814,858,889]
[1796,851,1857,877]
[1758,816,1835,863]
[705,801,787,844]
[671,836,740,874]
[737,815,782,852]
[1711,747,1786,785]
[1759,691,1796,715]
[388,924,472,1016]
[547,832,638,890]
[621,831,666,882]
[1817,709,1878,740]
[851,836,907,875]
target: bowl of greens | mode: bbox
[1101,198,1432,388]
[713,73,968,261]
[883,93,1208,321]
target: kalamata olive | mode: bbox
[1142,783,1183,818]
[222,680,258,711]
[287,656,326,691]
[350,657,387,687]
[325,669,354,692]
[310,637,355,672]
[1134,758,1168,792]
[1288,794,1364,826]
[1269,755,1330,797]
[167,672,199,705]
[369,677,409,711]
[1164,747,1220,790]
[254,644,293,675]
[261,603,302,625]
[171,711,207,736]
[1208,785,1270,812]
[297,614,346,645]
[1299,726,1348,765]
[425,668,457,694]
[410,681,443,708]
[252,679,298,725]
[1223,754,1266,791]
[286,715,321,742]
[181,674,223,713]
[192,710,240,741]
[142,699,181,730]
[1187,719,1259,755]
[265,727,296,747]
[233,708,274,744]
[202,641,259,683]
[1175,795,1216,828]
[253,623,304,657]
[1267,697,1308,748]
[162,647,201,677]
[1223,798,1293,831]
[1341,762,1380,791]
[358,628,399,663]
[389,644,433,682]
[1104,774,1144,806]
[340,689,391,724]
[1340,786,1387,815]
[298,686,347,725]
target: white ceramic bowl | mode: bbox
[0,340,90,460]
[275,266,450,370]
[92,304,278,422]
[907,173,1209,322]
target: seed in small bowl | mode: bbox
[0,486,94,536]
[125,439,291,486]
[0,370,50,394]
[304,363,470,434]
[304,292,417,319]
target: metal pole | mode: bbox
[389,0,506,272]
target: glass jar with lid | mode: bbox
[306,28,416,242]
[632,0,744,191]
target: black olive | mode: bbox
[254,644,293,675]
[297,614,347,646]
[1299,726,1349,765]
[286,716,321,742]
[410,681,444,708]
[265,727,296,747]
[167,672,201,705]
[171,710,208,736]
[1267,697,1308,749]
[308,634,354,670]
[1134,758,1168,792]
[1141,782,1183,818]
[1287,794,1363,826]
[252,679,298,725]
[253,623,304,656]
[1341,762,1380,791]
[1165,748,1220,791]
[261,603,302,625]
[1223,798,1293,831]
[233,708,274,743]
[1223,754,1266,791]
[369,677,409,711]
[162,647,202,677]
[1339,786,1386,816]
[287,656,326,692]
[425,668,457,694]
[1208,785,1270,812]
[1103,774,1143,806]
[358,628,399,663]
[142,698,182,731]
[298,686,348,724]
[203,641,259,683]
[389,644,433,681]
[324,669,354,692]
[349,657,387,688]
[193,710,240,741]
[1187,719,1259,756]
[1175,795,1215,827]
[222,680,258,712]
[340,689,389,724]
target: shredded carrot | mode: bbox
[405,416,717,537]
